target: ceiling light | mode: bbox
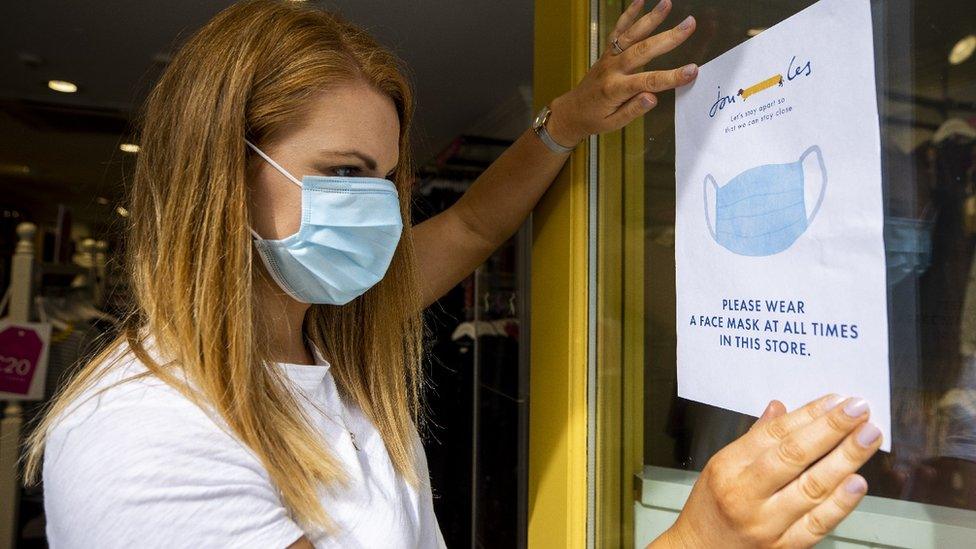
[747,28,766,37]
[116,206,130,217]
[47,80,77,93]
[96,197,110,205]
[0,164,30,175]
[120,143,140,153]
[949,35,976,65]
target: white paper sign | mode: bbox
[675,0,891,450]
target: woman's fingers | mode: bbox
[613,0,672,52]
[745,394,845,450]
[610,0,646,43]
[603,92,658,129]
[776,474,869,547]
[720,394,834,465]
[558,1,699,137]
[765,421,882,531]
[617,64,699,96]
[621,15,697,72]
[749,400,788,433]
[745,397,872,495]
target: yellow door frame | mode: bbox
[528,0,591,547]
[529,1,644,547]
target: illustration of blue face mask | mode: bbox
[704,145,827,257]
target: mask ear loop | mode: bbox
[244,138,302,239]
[703,174,719,241]
[244,138,302,187]
[800,144,827,225]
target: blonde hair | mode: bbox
[23,0,425,533]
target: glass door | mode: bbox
[594,0,976,547]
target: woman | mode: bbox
[24,0,882,547]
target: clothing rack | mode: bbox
[413,133,527,547]
[1,222,37,549]
[0,223,110,549]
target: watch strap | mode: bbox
[533,105,577,154]
[534,123,577,154]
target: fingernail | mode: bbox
[682,63,698,78]
[679,15,694,30]
[641,95,656,108]
[843,397,869,418]
[844,476,868,494]
[655,0,670,12]
[856,423,882,447]
[823,394,846,411]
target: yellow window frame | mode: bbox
[528,0,591,547]
[529,0,643,547]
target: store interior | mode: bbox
[0,1,533,547]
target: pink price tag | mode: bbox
[0,325,43,395]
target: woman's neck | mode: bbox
[256,277,315,365]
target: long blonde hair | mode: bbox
[23,0,425,533]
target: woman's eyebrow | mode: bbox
[319,149,397,175]
[320,149,398,173]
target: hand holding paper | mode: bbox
[648,394,882,549]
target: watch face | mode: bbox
[533,107,549,129]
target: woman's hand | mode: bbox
[650,395,883,548]
[546,0,699,147]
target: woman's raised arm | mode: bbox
[413,0,699,307]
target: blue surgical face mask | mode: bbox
[245,139,403,305]
[704,145,827,257]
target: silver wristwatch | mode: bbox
[532,105,577,154]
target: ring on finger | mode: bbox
[610,37,625,55]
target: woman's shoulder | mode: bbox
[42,345,250,482]
[45,343,222,440]
[42,343,304,548]
[42,340,272,495]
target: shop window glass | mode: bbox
[640,0,976,511]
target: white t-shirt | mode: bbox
[42,342,446,548]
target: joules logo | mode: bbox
[708,55,813,118]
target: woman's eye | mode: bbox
[333,166,361,177]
